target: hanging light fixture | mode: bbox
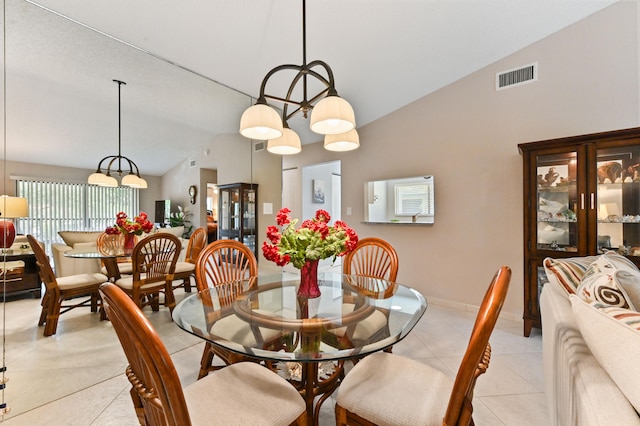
[88,80,148,188]
[239,0,359,154]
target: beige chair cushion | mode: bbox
[336,352,451,425]
[57,273,108,290]
[185,361,305,425]
[210,311,284,347]
[174,261,195,274]
[101,263,133,276]
[328,303,388,341]
[115,275,166,291]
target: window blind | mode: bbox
[16,179,139,255]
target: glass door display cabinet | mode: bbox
[519,127,640,336]
[217,183,258,259]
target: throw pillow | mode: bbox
[570,295,640,413]
[543,255,598,295]
[576,253,638,310]
[157,226,184,238]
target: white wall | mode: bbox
[284,2,640,321]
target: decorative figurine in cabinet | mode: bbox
[519,127,640,336]
[217,183,258,259]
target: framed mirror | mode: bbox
[364,176,434,224]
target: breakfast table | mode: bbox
[172,271,427,425]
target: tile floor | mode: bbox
[0,281,549,425]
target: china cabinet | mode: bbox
[519,127,640,336]
[217,183,258,259]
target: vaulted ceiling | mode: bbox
[3,0,617,175]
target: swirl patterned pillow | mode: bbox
[576,252,640,310]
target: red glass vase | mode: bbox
[298,258,321,298]
[123,233,136,256]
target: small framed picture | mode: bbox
[313,179,325,204]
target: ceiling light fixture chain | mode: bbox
[239,0,359,154]
[88,79,147,188]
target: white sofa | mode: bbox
[52,228,188,277]
[52,231,103,277]
[541,253,640,425]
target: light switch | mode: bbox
[263,203,273,215]
[346,207,352,216]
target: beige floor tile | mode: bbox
[0,286,546,425]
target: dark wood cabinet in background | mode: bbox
[217,183,258,259]
[0,252,42,298]
[519,127,640,336]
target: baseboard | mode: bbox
[427,296,522,323]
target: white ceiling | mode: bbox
[4,0,618,176]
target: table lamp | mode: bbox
[0,196,28,249]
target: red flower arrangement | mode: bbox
[105,211,154,236]
[262,208,358,269]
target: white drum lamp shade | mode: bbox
[267,128,302,155]
[324,129,360,152]
[240,104,284,140]
[310,96,356,135]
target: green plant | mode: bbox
[169,205,193,238]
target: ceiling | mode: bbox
[3,0,618,176]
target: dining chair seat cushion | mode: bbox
[101,263,134,276]
[185,361,306,425]
[336,352,452,425]
[210,310,284,347]
[174,261,195,274]
[328,303,388,341]
[56,273,108,290]
[115,274,167,291]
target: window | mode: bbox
[16,179,139,254]
[394,181,434,217]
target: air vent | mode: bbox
[189,159,196,168]
[254,141,265,152]
[496,62,538,90]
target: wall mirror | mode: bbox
[364,175,434,224]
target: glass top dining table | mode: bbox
[172,271,427,424]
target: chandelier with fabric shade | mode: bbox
[0,196,28,249]
[239,0,359,154]
[88,80,147,188]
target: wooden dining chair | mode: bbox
[334,266,511,426]
[194,239,284,379]
[96,231,137,276]
[99,282,307,426]
[327,237,399,351]
[343,237,399,281]
[173,227,207,293]
[114,233,180,315]
[27,234,109,336]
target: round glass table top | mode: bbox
[172,272,427,362]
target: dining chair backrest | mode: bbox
[184,227,207,263]
[99,282,191,425]
[27,234,57,294]
[97,232,138,264]
[343,237,399,281]
[131,233,180,283]
[194,239,258,292]
[443,265,511,425]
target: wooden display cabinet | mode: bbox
[519,127,640,336]
[217,183,258,259]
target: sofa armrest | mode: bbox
[51,243,101,277]
[541,282,640,425]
